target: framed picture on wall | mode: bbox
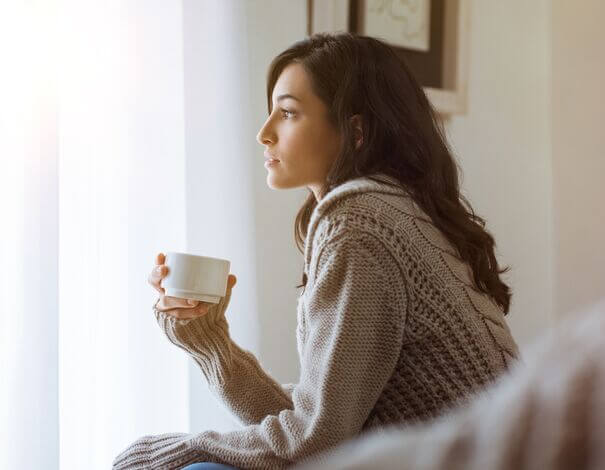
[307,0,470,115]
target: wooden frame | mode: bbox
[308,0,470,115]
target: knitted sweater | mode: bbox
[113,174,519,469]
[293,300,605,470]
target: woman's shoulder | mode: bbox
[304,175,463,269]
[311,181,425,239]
[303,173,453,270]
[312,174,404,219]
[303,178,413,265]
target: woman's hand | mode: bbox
[148,252,237,320]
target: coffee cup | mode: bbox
[162,252,231,304]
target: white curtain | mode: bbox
[0,1,196,468]
[0,2,61,467]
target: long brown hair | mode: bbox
[265,32,512,314]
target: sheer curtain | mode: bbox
[0,1,196,468]
[0,2,60,467]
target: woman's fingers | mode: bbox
[148,264,167,294]
[160,295,197,310]
[157,294,213,311]
[162,275,235,315]
[165,306,210,320]
[156,296,211,318]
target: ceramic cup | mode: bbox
[162,252,231,304]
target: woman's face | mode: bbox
[256,63,342,200]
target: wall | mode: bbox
[244,0,308,386]
[551,0,605,318]
[447,0,553,348]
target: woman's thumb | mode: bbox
[228,274,237,289]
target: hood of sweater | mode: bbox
[303,173,410,271]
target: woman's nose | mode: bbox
[256,120,274,146]
[255,129,264,145]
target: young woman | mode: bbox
[113,32,519,470]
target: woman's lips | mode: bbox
[264,159,279,168]
[264,151,280,162]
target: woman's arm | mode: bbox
[152,296,295,426]
[113,229,405,469]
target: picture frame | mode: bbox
[307,0,470,115]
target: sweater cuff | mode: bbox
[112,432,205,469]
[153,303,234,387]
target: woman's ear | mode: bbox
[350,114,363,150]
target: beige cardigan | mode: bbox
[113,174,518,469]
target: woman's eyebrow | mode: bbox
[275,93,302,103]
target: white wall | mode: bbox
[551,0,605,318]
[447,0,553,349]
[244,0,308,386]
[448,0,605,339]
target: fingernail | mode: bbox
[187,299,197,305]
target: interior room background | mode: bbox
[1,0,603,468]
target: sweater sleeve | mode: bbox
[202,339,297,425]
[112,230,405,469]
[151,289,295,427]
[291,303,605,470]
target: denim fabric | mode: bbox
[181,463,239,470]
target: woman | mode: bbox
[113,32,519,470]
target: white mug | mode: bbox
[162,252,231,304]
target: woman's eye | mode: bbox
[281,109,295,119]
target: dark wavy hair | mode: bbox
[265,32,512,314]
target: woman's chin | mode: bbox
[266,171,287,190]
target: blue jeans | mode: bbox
[182,464,239,470]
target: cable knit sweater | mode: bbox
[293,300,605,470]
[112,174,519,469]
